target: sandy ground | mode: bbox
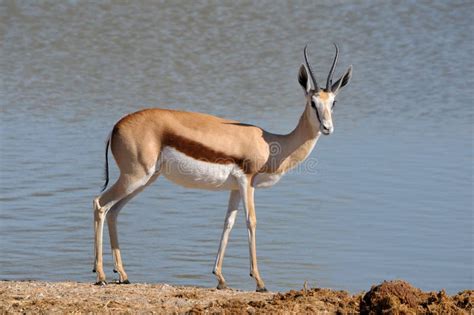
[0,280,471,314]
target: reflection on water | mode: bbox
[0,1,472,293]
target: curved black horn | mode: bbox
[304,45,320,91]
[326,43,339,91]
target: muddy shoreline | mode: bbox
[0,280,471,314]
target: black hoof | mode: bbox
[94,280,107,286]
[120,279,130,284]
[216,283,228,290]
[113,269,118,273]
[256,287,268,293]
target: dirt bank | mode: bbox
[0,280,471,314]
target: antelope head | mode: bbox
[298,44,352,135]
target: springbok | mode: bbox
[93,45,352,292]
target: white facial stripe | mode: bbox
[312,93,335,134]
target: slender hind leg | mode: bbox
[93,171,154,285]
[212,190,240,289]
[106,196,133,284]
[106,172,160,284]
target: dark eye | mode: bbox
[311,101,316,108]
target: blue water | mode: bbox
[0,1,472,293]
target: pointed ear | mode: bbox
[331,65,352,94]
[298,64,312,94]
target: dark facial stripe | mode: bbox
[311,101,322,124]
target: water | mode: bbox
[0,1,472,293]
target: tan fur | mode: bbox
[110,107,320,178]
[318,91,331,101]
[92,105,327,288]
[262,105,318,174]
[91,67,350,293]
[111,109,269,175]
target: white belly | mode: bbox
[160,146,241,191]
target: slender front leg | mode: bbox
[213,190,240,289]
[239,179,267,292]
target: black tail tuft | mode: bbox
[101,138,110,192]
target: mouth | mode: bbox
[321,127,332,135]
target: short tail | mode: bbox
[101,136,111,192]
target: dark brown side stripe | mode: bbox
[163,133,253,173]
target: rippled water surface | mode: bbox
[1,1,472,293]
